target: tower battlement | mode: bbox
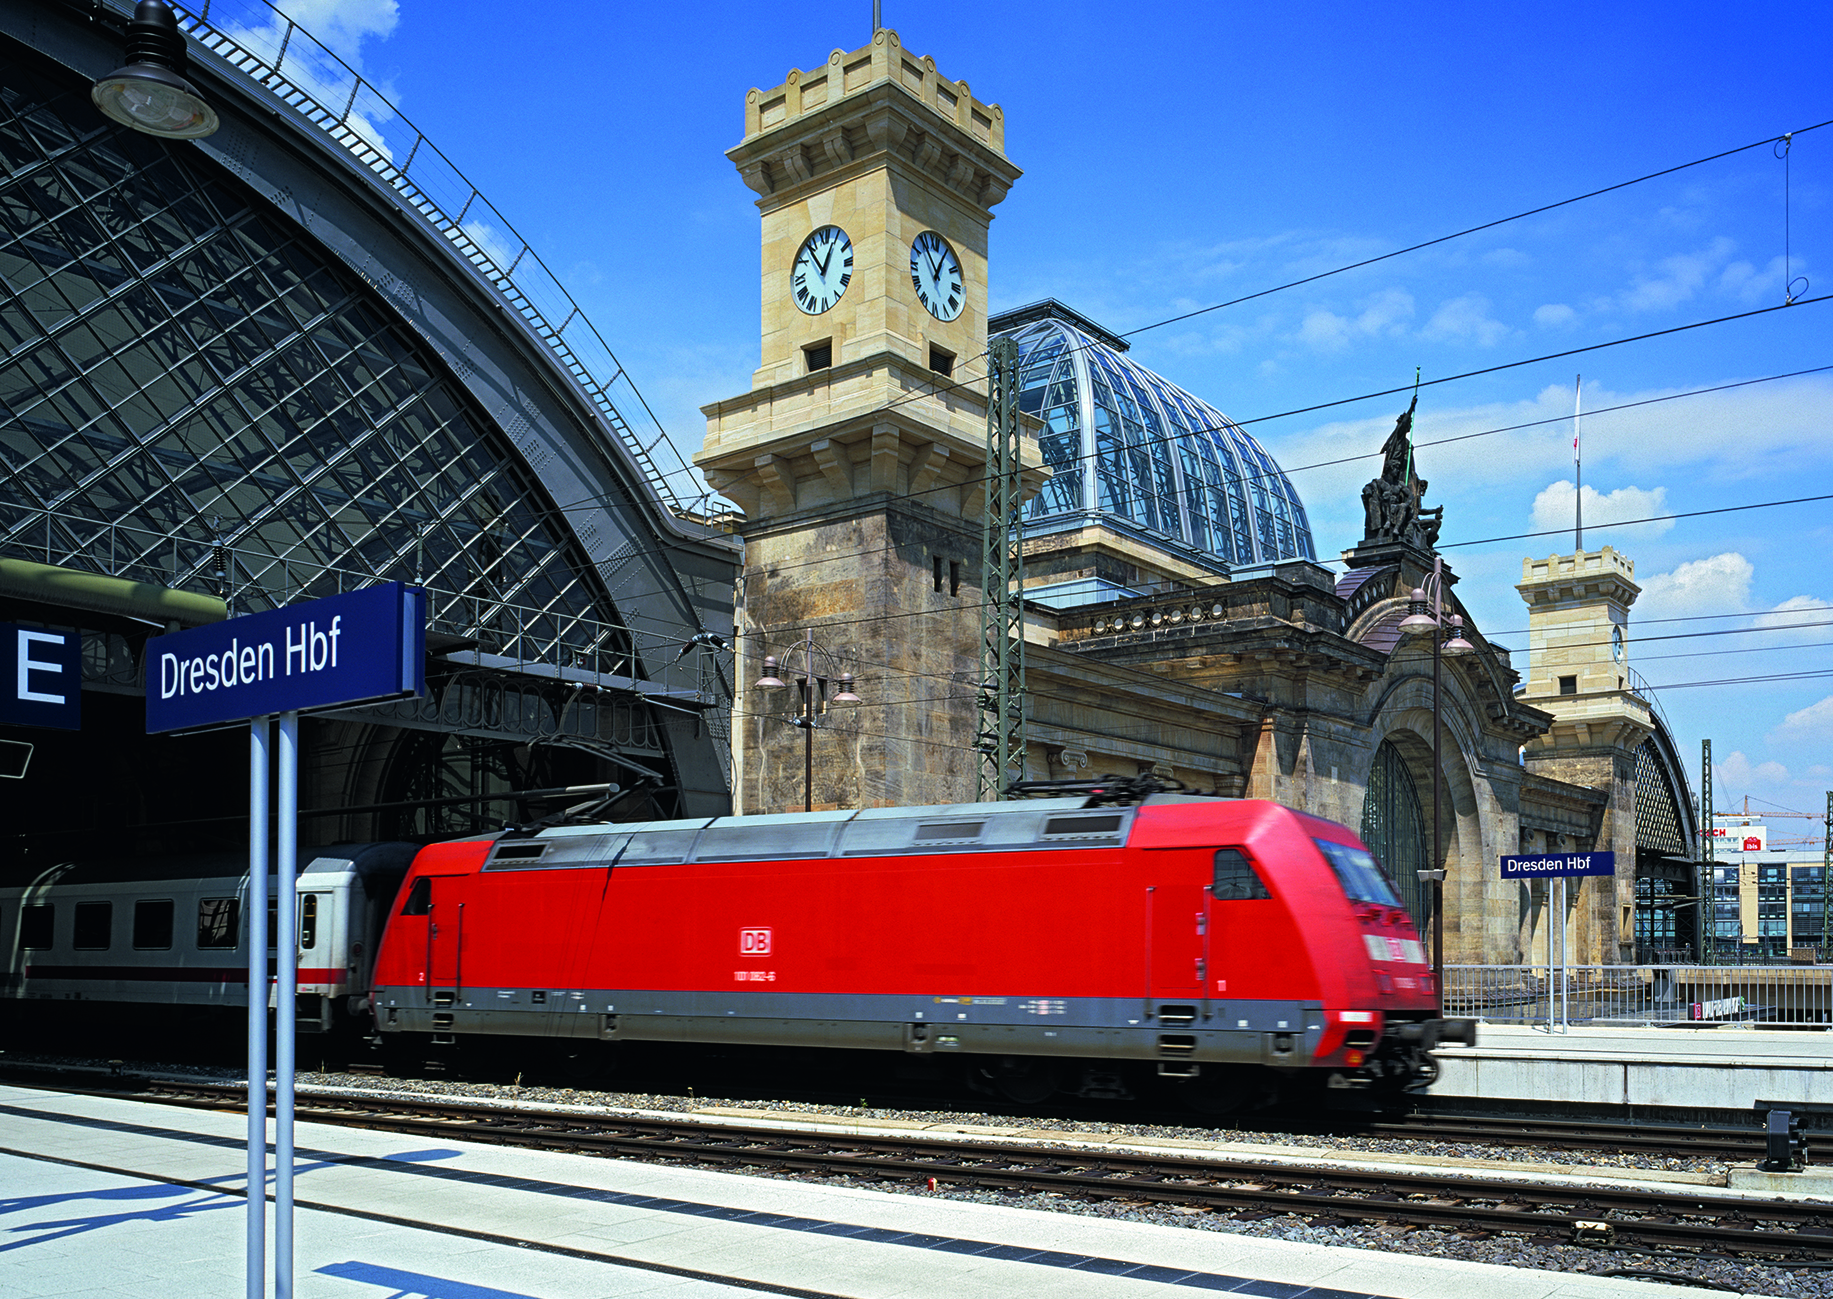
[742,29,1005,156]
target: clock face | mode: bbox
[910,231,964,321]
[1612,625,1625,662]
[791,225,852,315]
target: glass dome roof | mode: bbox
[992,301,1315,572]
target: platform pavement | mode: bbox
[0,1083,1746,1299]
[1431,1021,1833,1108]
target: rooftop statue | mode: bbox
[1360,396,1443,550]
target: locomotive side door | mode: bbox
[426,877,466,1000]
[1146,855,1208,1004]
[397,875,466,1003]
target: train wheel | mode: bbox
[985,1057,1060,1105]
[1177,1069,1254,1117]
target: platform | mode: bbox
[0,1081,1743,1299]
[1431,1021,1833,1110]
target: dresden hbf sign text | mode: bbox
[1499,851,1617,879]
[146,583,425,732]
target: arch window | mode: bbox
[1360,740,1429,933]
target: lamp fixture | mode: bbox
[753,656,787,691]
[1441,615,1476,657]
[91,1,220,140]
[1397,588,1436,636]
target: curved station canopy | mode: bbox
[1,0,740,852]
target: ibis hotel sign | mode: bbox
[146,583,424,732]
[1500,851,1617,880]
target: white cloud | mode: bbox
[1771,696,1833,741]
[458,219,520,273]
[1718,256,1792,306]
[1295,289,1414,352]
[1619,237,1736,312]
[268,0,399,59]
[217,0,402,162]
[1530,480,1671,537]
[1751,594,1833,641]
[1533,303,1576,328]
[1715,749,1792,790]
[1482,247,1531,269]
[1422,293,1509,346]
[1635,552,1754,620]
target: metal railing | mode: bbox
[1446,963,1833,1028]
[155,0,713,524]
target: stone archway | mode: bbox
[1361,739,1429,932]
[1362,670,1493,960]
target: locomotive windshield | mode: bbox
[1314,838,1403,907]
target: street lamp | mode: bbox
[753,627,860,813]
[1397,553,1473,1008]
[91,1,220,140]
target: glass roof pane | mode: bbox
[996,308,1312,569]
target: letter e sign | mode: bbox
[739,927,772,956]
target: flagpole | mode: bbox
[1573,374,1583,552]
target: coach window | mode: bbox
[299,895,318,950]
[400,877,432,915]
[133,899,174,950]
[21,904,53,949]
[267,898,278,950]
[74,901,113,950]
[1212,849,1271,900]
[197,898,239,949]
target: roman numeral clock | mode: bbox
[792,225,853,315]
[909,230,963,322]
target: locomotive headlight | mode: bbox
[1345,1049,1365,1067]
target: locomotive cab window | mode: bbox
[1212,848,1271,900]
[21,904,53,950]
[74,901,112,950]
[1314,839,1403,907]
[133,899,174,950]
[299,894,318,950]
[197,898,239,950]
[400,877,432,916]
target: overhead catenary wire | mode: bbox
[845,118,1833,437]
[730,503,1833,642]
[693,362,1833,590]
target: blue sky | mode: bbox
[259,0,1830,838]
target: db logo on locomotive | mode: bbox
[739,927,773,956]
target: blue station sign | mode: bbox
[2,623,82,730]
[1500,851,1617,880]
[146,583,425,733]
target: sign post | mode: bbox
[147,583,424,1299]
[1500,852,1616,1032]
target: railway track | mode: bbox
[29,1072,1833,1264]
[1367,1110,1772,1161]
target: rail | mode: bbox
[1446,963,1833,1027]
[148,0,713,523]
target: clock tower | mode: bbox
[695,29,1038,813]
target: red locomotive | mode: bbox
[370,785,1474,1107]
